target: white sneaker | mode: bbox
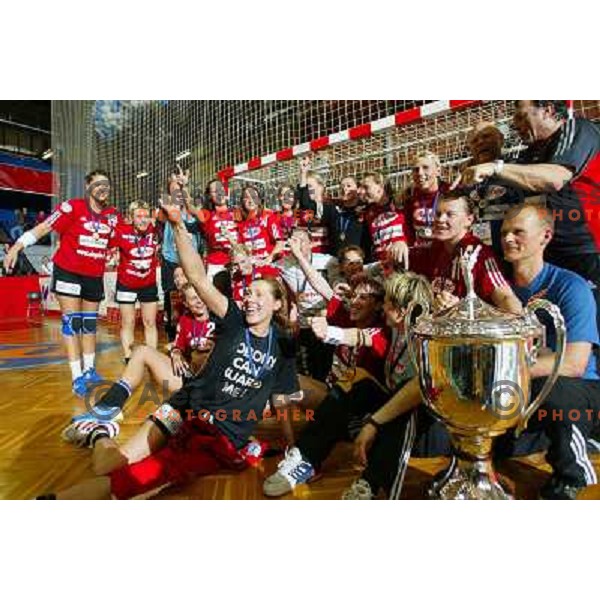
[342,479,374,500]
[263,447,315,497]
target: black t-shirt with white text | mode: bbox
[168,301,300,448]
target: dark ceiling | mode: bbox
[0,101,51,131]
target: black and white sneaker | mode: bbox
[539,477,584,500]
[61,420,120,448]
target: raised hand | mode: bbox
[158,199,182,223]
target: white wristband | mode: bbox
[324,326,345,345]
[17,231,37,248]
[493,159,504,176]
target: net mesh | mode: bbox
[52,100,600,212]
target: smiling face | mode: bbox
[501,206,552,264]
[383,296,404,328]
[412,155,440,193]
[362,175,385,204]
[340,249,364,279]
[340,176,358,206]
[513,100,561,144]
[433,197,474,245]
[279,186,295,210]
[242,188,261,215]
[231,249,253,275]
[184,286,209,319]
[208,181,227,207]
[87,176,111,206]
[468,122,504,164]
[243,279,282,328]
[349,282,383,324]
[132,208,151,233]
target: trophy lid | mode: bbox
[413,294,541,339]
[412,248,541,340]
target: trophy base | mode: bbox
[428,435,512,500]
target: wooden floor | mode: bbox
[0,317,598,500]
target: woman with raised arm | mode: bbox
[157,167,202,342]
[186,179,240,279]
[296,157,368,258]
[38,201,301,500]
[3,170,120,398]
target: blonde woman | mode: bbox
[341,271,449,499]
[111,201,159,363]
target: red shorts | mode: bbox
[110,420,246,499]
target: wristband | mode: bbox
[366,415,382,430]
[323,326,345,345]
[493,159,504,176]
[17,231,37,249]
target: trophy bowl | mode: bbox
[407,255,566,500]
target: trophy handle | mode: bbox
[405,300,429,371]
[515,298,566,437]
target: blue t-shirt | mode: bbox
[512,262,599,380]
[161,210,201,264]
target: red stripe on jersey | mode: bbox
[573,152,600,251]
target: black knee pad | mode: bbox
[81,311,98,334]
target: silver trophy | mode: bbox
[407,250,566,499]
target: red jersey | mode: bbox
[169,289,186,329]
[402,182,450,248]
[46,198,121,278]
[275,210,299,240]
[111,223,158,289]
[326,296,390,387]
[364,202,407,261]
[230,265,282,305]
[198,207,240,266]
[174,314,217,375]
[410,232,508,303]
[300,207,329,254]
[237,210,283,261]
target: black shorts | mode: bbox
[51,264,104,302]
[115,281,159,304]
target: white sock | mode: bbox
[70,360,83,381]
[83,353,95,372]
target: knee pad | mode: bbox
[61,312,83,336]
[81,311,98,334]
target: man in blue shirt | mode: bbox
[498,204,600,498]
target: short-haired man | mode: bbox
[496,204,600,498]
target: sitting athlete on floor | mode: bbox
[340,271,444,500]
[67,282,216,424]
[263,259,391,497]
